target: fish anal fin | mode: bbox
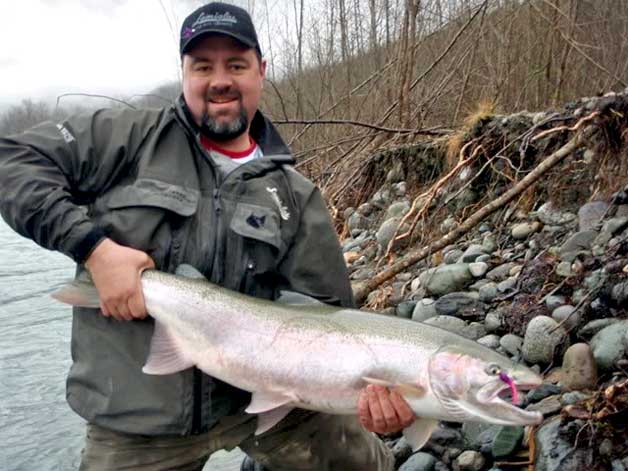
[403,418,439,451]
[142,321,195,375]
[254,405,294,435]
[245,390,296,414]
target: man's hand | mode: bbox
[85,238,155,321]
[357,384,416,434]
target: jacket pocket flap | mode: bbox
[107,178,199,216]
[230,203,282,250]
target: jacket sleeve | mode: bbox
[277,186,356,308]
[0,108,162,262]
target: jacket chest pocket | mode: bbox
[100,179,199,268]
[226,202,284,296]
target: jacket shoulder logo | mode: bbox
[56,123,75,143]
[266,187,290,221]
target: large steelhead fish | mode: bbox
[53,268,543,450]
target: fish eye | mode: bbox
[485,364,501,376]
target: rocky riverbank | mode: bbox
[340,90,628,470]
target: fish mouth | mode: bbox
[477,378,544,425]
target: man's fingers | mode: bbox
[375,386,400,431]
[390,391,415,428]
[128,290,147,320]
[357,389,373,429]
[367,385,388,432]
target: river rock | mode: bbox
[526,394,562,415]
[464,322,487,340]
[555,261,572,277]
[434,292,482,317]
[392,181,407,197]
[376,217,403,250]
[602,216,628,235]
[491,426,524,458]
[419,264,474,296]
[578,318,622,338]
[398,452,437,471]
[391,437,413,468]
[347,211,370,232]
[462,422,501,451]
[459,244,487,263]
[444,249,465,264]
[477,334,501,349]
[412,298,438,322]
[544,294,566,310]
[559,230,597,262]
[424,316,468,336]
[455,450,485,471]
[534,418,594,471]
[371,187,392,208]
[578,201,610,231]
[512,221,541,239]
[562,343,598,390]
[385,201,411,220]
[468,262,488,277]
[611,281,628,305]
[535,202,577,226]
[486,263,517,282]
[589,321,628,370]
[478,282,498,302]
[396,301,417,319]
[522,316,568,364]
[551,305,581,331]
[482,234,497,253]
[484,310,503,332]
[500,334,523,356]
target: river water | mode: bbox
[0,219,243,471]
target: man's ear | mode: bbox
[260,59,267,80]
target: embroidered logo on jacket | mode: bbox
[266,187,290,221]
[56,123,75,143]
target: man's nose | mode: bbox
[210,67,233,91]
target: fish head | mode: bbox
[428,345,543,426]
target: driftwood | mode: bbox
[353,112,600,305]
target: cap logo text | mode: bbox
[193,12,238,28]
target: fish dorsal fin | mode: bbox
[142,321,195,375]
[246,390,297,435]
[276,290,324,305]
[403,418,439,451]
[174,264,206,279]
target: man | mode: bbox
[0,3,414,470]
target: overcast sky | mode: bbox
[0,0,248,109]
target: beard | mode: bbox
[199,102,249,142]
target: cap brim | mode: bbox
[181,29,257,54]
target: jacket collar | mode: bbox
[173,95,294,165]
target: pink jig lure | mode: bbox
[499,372,520,405]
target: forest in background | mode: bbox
[2,0,627,208]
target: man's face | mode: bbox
[182,35,266,141]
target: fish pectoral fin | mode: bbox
[254,405,294,435]
[403,418,439,451]
[276,290,324,305]
[142,321,195,375]
[394,383,427,398]
[362,376,395,388]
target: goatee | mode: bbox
[200,108,249,142]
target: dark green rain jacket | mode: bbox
[0,97,354,436]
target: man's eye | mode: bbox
[230,64,245,71]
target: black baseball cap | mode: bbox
[180,2,262,57]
